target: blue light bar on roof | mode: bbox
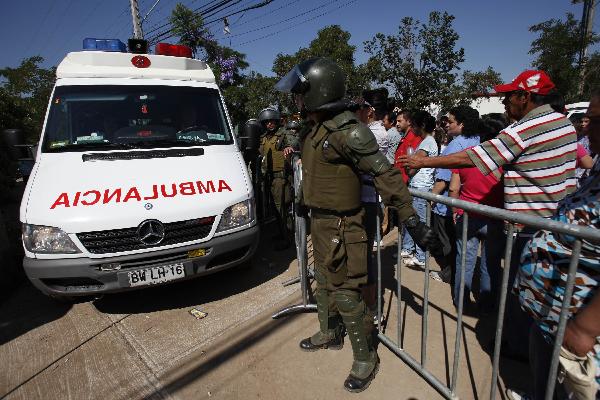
[83,38,127,52]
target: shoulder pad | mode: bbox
[322,111,357,131]
[346,123,379,155]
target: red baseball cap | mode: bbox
[494,70,555,95]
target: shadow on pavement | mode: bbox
[0,282,72,346]
[127,303,302,400]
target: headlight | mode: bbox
[22,224,81,254]
[216,199,255,233]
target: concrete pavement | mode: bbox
[0,229,530,399]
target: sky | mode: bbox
[0,0,598,84]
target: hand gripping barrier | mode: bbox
[377,188,600,400]
[272,153,317,318]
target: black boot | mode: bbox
[344,352,380,393]
[299,331,343,351]
[335,290,379,393]
[300,271,344,351]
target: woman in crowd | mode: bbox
[448,117,506,313]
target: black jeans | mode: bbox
[529,323,568,399]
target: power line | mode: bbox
[36,0,78,58]
[145,0,238,37]
[147,0,274,44]
[235,0,357,46]
[143,0,217,33]
[23,1,58,57]
[213,0,341,41]
[230,0,300,27]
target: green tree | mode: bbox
[222,72,279,130]
[448,67,503,108]
[364,11,466,111]
[273,25,371,100]
[529,12,599,101]
[168,3,248,87]
[0,56,55,143]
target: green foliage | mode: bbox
[364,11,466,111]
[529,12,599,101]
[169,4,212,57]
[448,67,503,108]
[272,25,369,98]
[169,3,248,87]
[0,56,55,143]
[222,72,279,130]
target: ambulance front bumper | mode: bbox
[23,225,259,297]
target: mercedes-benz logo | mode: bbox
[137,219,165,246]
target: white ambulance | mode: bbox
[20,39,259,300]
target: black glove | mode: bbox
[403,215,441,255]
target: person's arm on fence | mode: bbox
[399,149,474,170]
[563,289,600,357]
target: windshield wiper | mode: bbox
[45,142,138,152]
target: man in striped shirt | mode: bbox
[400,70,577,360]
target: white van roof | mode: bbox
[56,51,215,83]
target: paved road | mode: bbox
[0,232,301,400]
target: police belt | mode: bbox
[270,171,287,179]
[310,207,362,219]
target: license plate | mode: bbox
[128,263,185,287]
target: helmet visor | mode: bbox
[275,65,309,94]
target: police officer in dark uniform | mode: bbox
[258,107,299,248]
[275,58,439,392]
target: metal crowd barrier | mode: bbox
[272,154,317,318]
[378,188,600,400]
[266,156,600,398]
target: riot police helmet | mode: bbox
[274,57,345,112]
[286,120,301,131]
[258,108,281,133]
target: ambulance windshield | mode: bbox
[42,85,233,152]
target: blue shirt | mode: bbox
[433,134,481,216]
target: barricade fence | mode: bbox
[265,156,600,399]
[378,188,600,400]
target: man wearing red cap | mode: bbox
[400,70,577,359]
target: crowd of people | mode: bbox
[249,59,599,398]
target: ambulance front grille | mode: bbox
[77,217,215,254]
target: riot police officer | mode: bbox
[275,58,439,392]
[258,107,299,249]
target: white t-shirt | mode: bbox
[410,135,438,189]
[361,121,389,203]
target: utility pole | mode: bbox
[130,0,143,39]
[578,0,596,95]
